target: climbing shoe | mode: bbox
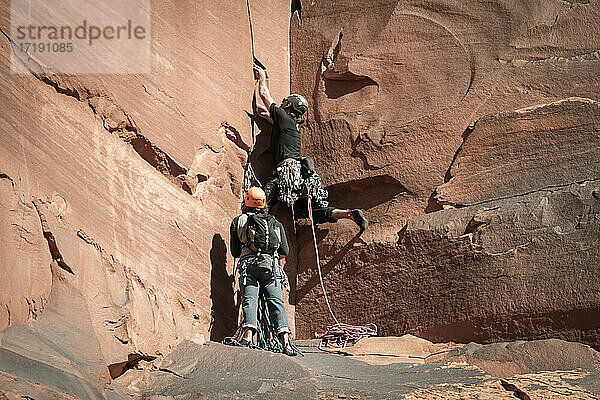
[282,344,297,357]
[239,338,251,347]
[352,209,368,233]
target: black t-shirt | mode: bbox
[269,103,301,165]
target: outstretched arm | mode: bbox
[254,66,275,111]
[254,85,273,123]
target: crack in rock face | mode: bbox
[32,201,74,275]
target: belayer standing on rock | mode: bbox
[229,186,297,356]
[253,65,368,232]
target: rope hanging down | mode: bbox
[307,195,339,324]
[307,195,378,349]
[246,0,256,60]
[241,0,263,195]
[237,0,261,195]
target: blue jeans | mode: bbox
[240,272,291,335]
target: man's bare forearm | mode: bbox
[258,80,271,107]
[254,80,273,122]
[255,68,275,109]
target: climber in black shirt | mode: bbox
[253,65,368,232]
[268,102,302,166]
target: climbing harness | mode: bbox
[306,195,378,349]
[302,169,329,208]
[275,159,330,210]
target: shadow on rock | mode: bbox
[209,234,237,341]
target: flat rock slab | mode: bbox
[448,339,600,378]
[119,341,317,399]
[296,349,489,398]
[111,339,599,399]
[2,337,599,399]
[338,335,459,365]
[296,344,600,399]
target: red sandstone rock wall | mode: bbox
[0,0,290,392]
[1,1,599,396]
[291,0,600,347]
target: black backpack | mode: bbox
[245,212,281,253]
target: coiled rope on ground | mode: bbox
[316,323,378,350]
[307,195,378,349]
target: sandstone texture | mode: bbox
[290,0,600,349]
[2,336,598,398]
[0,0,599,397]
[0,0,291,396]
[109,338,600,398]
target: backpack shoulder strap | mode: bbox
[270,217,282,244]
[236,213,250,245]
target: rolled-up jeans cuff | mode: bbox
[276,326,291,335]
[242,323,257,331]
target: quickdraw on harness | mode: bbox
[276,158,329,209]
[243,162,261,193]
[306,195,378,349]
[302,168,329,208]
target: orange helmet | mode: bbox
[244,187,266,209]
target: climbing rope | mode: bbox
[316,323,378,350]
[307,195,338,324]
[241,0,263,197]
[246,0,256,61]
[307,195,378,349]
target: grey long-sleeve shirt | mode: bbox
[229,213,289,258]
